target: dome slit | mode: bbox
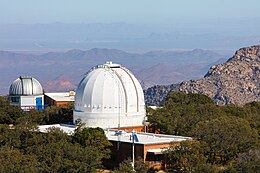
[109,69,128,113]
[121,67,139,112]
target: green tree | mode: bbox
[42,103,73,124]
[165,92,214,106]
[221,104,248,119]
[0,145,40,173]
[0,123,112,173]
[193,116,259,164]
[243,101,260,135]
[164,141,218,173]
[232,149,260,173]
[72,125,112,159]
[149,92,220,135]
[26,127,109,172]
[114,159,134,173]
[0,124,22,148]
[0,96,23,124]
[114,157,148,173]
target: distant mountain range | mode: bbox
[0,48,226,95]
[1,22,260,51]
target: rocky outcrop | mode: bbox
[179,45,260,105]
[144,84,179,106]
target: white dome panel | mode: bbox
[74,62,146,128]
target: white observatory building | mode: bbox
[9,76,44,111]
[73,62,146,129]
[39,62,193,170]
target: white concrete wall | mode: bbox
[20,95,44,110]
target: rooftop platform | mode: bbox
[38,124,192,145]
[44,92,75,102]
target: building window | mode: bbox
[11,97,20,103]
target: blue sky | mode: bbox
[1,0,260,24]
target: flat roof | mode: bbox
[106,129,192,145]
[38,124,76,134]
[38,124,192,145]
[44,92,75,102]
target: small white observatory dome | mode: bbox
[9,76,44,96]
[74,61,146,129]
[9,76,44,111]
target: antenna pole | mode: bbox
[132,130,135,171]
[117,73,121,164]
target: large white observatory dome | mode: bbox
[9,76,44,96]
[73,62,146,129]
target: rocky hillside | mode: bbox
[144,84,179,106]
[179,45,260,105]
